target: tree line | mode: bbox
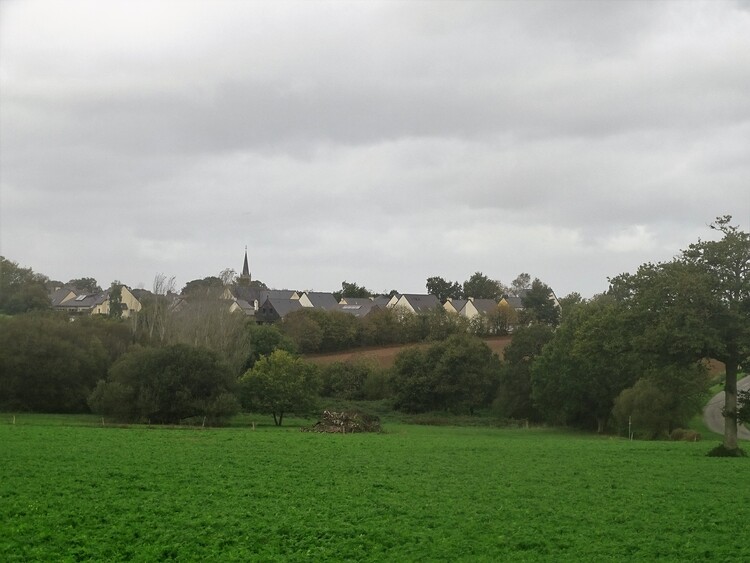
[1,216,747,453]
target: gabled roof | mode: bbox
[260,297,303,319]
[301,291,338,310]
[336,302,381,317]
[469,298,499,315]
[339,297,375,306]
[55,292,108,310]
[501,295,524,310]
[395,294,441,313]
[49,288,76,307]
[444,298,467,314]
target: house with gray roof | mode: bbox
[296,291,338,310]
[256,297,304,323]
[389,294,441,314]
[443,298,468,315]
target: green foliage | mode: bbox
[609,216,750,450]
[108,283,123,319]
[239,350,320,425]
[463,271,503,300]
[520,278,560,326]
[320,359,392,401]
[510,272,531,295]
[392,334,501,414]
[243,323,297,369]
[180,276,224,297]
[170,298,251,376]
[0,257,50,315]
[532,296,640,432]
[425,276,462,301]
[424,307,469,340]
[66,277,101,293]
[494,323,554,420]
[281,309,362,353]
[4,421,750,561]
[613,364,709,440]
[88,344,239,424]
[333,280,372,301]
[0,313,130,412]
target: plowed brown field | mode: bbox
[305,336,512,369]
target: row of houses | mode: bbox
[48,251,557,324]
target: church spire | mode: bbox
[239,246,251,285]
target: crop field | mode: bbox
[1,415,748,562]
[306,336,512,369]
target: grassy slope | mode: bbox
[1,415,747,562]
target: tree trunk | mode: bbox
[596,417,605,433]
[724,360,739,451]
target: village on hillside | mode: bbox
[45,250,560,330]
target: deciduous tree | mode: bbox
[89,344,239,424]
[609,216,750,453]
[462,272,504,300]
[0,257,50,314]
[239,350,320,426]
[426,276,462,302]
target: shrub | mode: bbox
[88,344,239,425]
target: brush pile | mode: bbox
[301,410,381,434]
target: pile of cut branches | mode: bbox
[301,410,381,434]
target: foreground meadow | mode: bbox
[1,416,747,562]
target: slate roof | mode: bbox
[259,297,303,319]
[469,298,499,315]
[303,292,338,310]
[55,292,109,310]
[49,288,75,307]
[339,297,375,306]
[444,298,467,313]
[398,294,441,313]
[502,295,524,309]
[335,302,381,317]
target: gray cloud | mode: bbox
[1,0,749,297]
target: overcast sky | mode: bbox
[2,0,749,297]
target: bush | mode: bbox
[88,344,239,425]
[392,334,501,414]
[320,359,391,400]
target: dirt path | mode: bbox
[703,375,750,441]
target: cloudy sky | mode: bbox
[2,0,749,297]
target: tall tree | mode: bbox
[494,323,555,420]
[333,280,372,301]
[426,276,462,302]
[531,295,640,432]
[521,278,560,326]
[0,257,50,314]
[108,282,123,320]
[239,350,320,426]
[611,216,750,453]
[463,272,503,300]
[67,277,101,293]
[511,273,531,296]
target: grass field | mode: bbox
[1,414,747,562]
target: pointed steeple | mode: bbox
[239,246,251,286]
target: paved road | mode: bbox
[703,375,750,441]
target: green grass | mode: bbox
[1,415,748,562]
